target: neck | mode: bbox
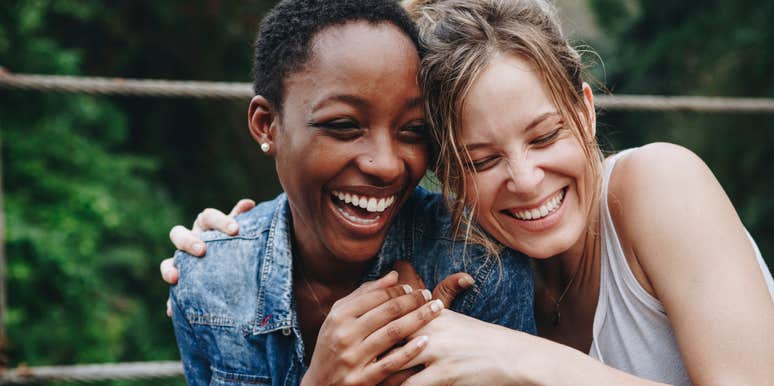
[536,199,601,291]
[288,212,374,364]
[533,209,601,347]
[289,213,370,290]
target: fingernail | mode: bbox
[402,284,413,294]
[430,299,444,312]
[387,270,398,279]
[227,222,238,234]
[192,243,204,254]
[458,276,475,288]
[417,335,429,348]
[421,289,432,302]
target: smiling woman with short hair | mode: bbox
[167,1,535,385]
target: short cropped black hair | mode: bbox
[252,0,421,110]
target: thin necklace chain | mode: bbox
[299,270,328,318]
[545,232,599,327]
[545,261,582,327]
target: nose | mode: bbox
[357,132,404,184]
[505,155,544,194]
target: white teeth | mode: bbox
[512,189,565,221]
[331,191,398,214]
[336,206,381,224]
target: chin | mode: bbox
[328,238,387,263]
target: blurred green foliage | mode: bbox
[0,0,771,385]
[1,1,280,384]
[587,0,774,268]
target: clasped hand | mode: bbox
[160,201,479,385]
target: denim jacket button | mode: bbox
[282,327,292,336]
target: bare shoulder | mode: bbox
[608,141,730,231]
[608,142,713,203]
[606,143,742,294]
[606,147,774,386]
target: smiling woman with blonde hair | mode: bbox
[396,0,774,384]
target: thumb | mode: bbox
[392,260,427,290]
[228,199,256,217]
[432,272,475,308]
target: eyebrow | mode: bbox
[312,95,424,113]
[463,111,560,152]
[313,94,369,111]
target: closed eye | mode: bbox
[532,127,562,146]
[399,121,429,142]
[468,155,500,172]
[310,119,362,139]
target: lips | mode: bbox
[331,191,397,213]
[509,188,565,221]
[329,190,398,227]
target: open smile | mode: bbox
[509,188,565,221]
[501,187,568,231]
[327,189,399,233]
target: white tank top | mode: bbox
[588,149,774,386]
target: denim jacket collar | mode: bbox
[252,195,295,335]
[171,189,536,386]
[251,194,411,335]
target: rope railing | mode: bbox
[2,71,774,113]
[0,361,183,384]
[0,71,251,100]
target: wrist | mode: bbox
[506,334,575,386]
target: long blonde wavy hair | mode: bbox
[405,0,604,258]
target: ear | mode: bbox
[248,95,278,155]
[581,82,596,138]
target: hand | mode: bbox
[160,199,255,316]
[301,271,445,386]
[399,311,667,386]
[392,260,475,308]
[399,310,535,386]
[378,261,476,385]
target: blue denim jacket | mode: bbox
[171,187,535,386]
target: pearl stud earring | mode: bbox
[260,143,270,153]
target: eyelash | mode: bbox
[310,120,429,142]
[399,122,429,142]
[467,127,563,171]
[532,127,562,145]
[311,119,361,138]
[468,155,499,172]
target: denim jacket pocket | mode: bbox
[210,367,271,385]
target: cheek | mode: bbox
[403,143,431,181]
[465,171,499,211]
[549,138,588,175]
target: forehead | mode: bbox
[461,53,555,140]
[296,21,419,86]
